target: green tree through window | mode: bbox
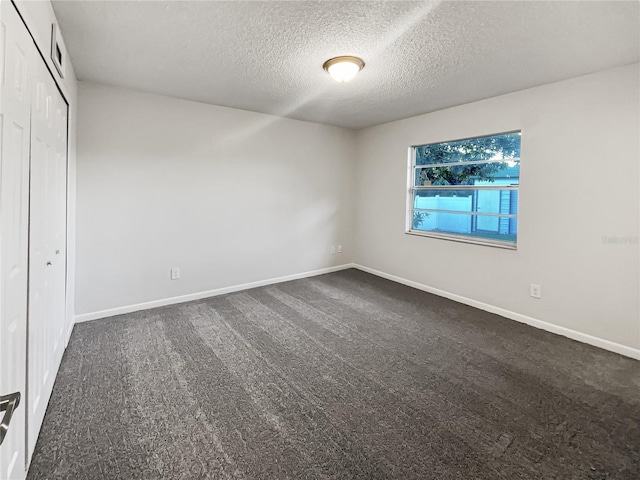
[415,133,521,186]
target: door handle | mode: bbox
[0,392,21,446]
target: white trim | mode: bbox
[412,157,520,169]
[405,229,517,250]
[65,321,74,346]
[413,208,518,218]
[73,261,640,361]
[412,185,519,191]
[74,264,356,323]
[353,264,640,361]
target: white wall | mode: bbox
[354,64,640,352]
[76,65,639,357]
[13,0,78,343]
[75,82,355,316]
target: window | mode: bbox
[407,131,521,248]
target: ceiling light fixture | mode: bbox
[323,56,365,84]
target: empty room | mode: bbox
[0,0,638,479]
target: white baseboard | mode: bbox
[74,261,639,361]
[75,263,356,323]
[353,264,640,361]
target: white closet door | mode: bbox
[51,85,67,366]
[26,48,68,463]
[0,2,36,479]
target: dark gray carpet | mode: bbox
[27,269,640,479]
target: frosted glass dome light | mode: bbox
[323,56,365,83]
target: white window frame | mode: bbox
[406,131,521,250]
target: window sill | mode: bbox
[406,229,518,250]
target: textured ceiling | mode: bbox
[52,0,639,129]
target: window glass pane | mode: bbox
[415,132,521,166]
[414,189,519,216]
[414,160,520,186]
[411,211,517,243]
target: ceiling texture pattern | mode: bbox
[52,0,639,129]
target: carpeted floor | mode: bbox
[27,269,640,479]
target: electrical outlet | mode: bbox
[330,245,336,255]
[171,267,180,280]
[337,245,343,253]
[530,283,541,299]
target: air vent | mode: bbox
[50,23,64,78]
